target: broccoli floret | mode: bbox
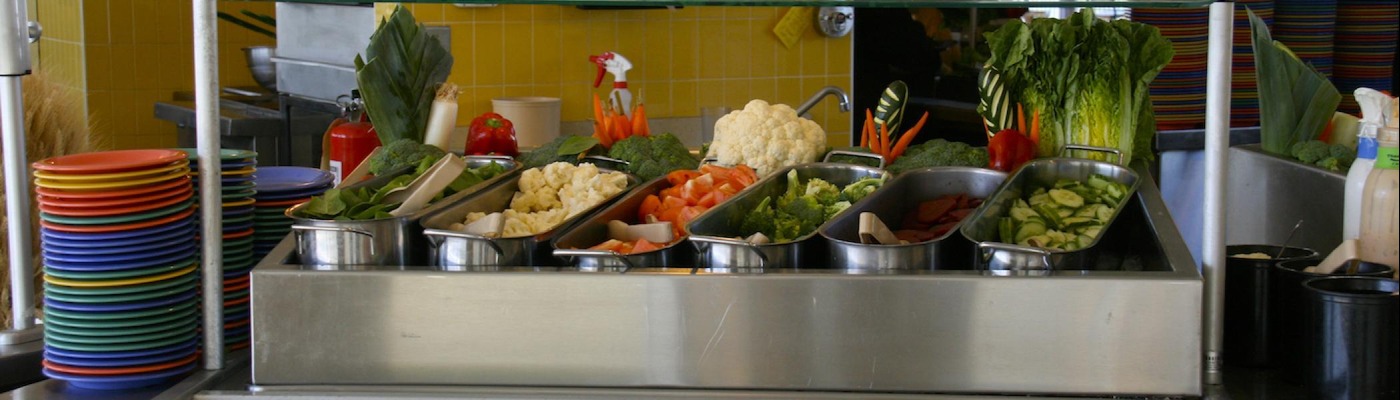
[367,138,447,176]
[887,139,991,174]
[803,178,842,205]
[1315,157,1341,171]
[772,214,805,242]
[824,201,852,220]
[740,197,778,239]
[1327,143,1356,168]
[608,134,700,181]
[778,169,804,208]
[781,196,827,236]
[840,177,886,203]
[1290,140,1331,164]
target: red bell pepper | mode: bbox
[466,112,519,157]
[987,129,1036,172]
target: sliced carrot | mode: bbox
[1030,110,1041,144]
[890,111,929,161]
[861,108,873,149]
[614,114,632,141]
[879,122,891,161]
[632,239,663,254]
[1016,103,1026,134]
[593,93,605,126]
[593,120,613,148]
[632,103,650,137]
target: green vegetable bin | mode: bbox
[959,145,1140,273]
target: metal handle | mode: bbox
[700,157,720,165]
[464,155,516,163]
[823,150,887,169]
[978,241,1054,271]
[1060,145,1124,165]
[290,225,376,257]
[553,249,638,273]
[423,228,507,261]
[582,155,630,168]
[688,235,768,269]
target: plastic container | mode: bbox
[1271,259,1395,383]
[1358,113,1398,273]
[492,97,561,148]
[1303,276,1399,400]
[1222,245,1318,367]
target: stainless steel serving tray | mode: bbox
[959,146,1141,272]
[685,163,889,270]
[821,167,1007,271]
[286,156,519,267]
[420,166,640,269]
[552,177,696,271]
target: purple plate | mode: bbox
[43,290,197,313]
[43,248,197,272]
[39,216,195,242]
[44,363,195,391]
[42,241,196,263]
[253,185,331,201]
[44,337,200,360]
[222,205,255,218]
[41,227,197,254]
[43,342,197,367]
[253,167,334,193]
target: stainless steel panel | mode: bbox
[1227,144,1345,256]
[250,165,1201,396]
[821,167,1006,271]
[274,3,373,65]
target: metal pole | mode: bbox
[193,0,224,370]
[1,0,35,337]
[1202,1,1233,386]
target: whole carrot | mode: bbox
[889,111,929,161]
[632,103,650,137]
[861,108,873,149]
[879,122,891,160]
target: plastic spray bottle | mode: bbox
[1345,89,1392,239]
[1358,101,1399,273]
[589,52,634,118]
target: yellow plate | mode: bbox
[44,265,197,288]
[191,167,255,177]
[221,198,255,208]
[32,161,187,183]
[34,167,191,191]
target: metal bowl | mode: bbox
[243,46,277,92]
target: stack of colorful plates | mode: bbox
[251,167,334,257]
[177,148,258,350]
[1333,0,1397,114]
[33,149,201,390]
[1233,0,1274,127]
[1274,0,1337,78]
[1134,7,1210,131]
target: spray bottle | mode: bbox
[1358,101,1399,272]
[589,52,633,118]
[1345,89,1393,239]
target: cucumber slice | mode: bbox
[1014,198,1031,210]
[1032,187,1048,197]
[1071,187,1101,204]
[999,217,1016,243]
[1086,174,1114,190]
[1103,184,1124,203]
[1022,235,1051,248]
[1053,179,1082,190]
[1029,193,1051,208]
[1073,206,1099,219]
[1014,221,1047,243]
[1048,189,1084,208]
[1057,208,1073,219]
[1010,207,1039,222]
[1033,204,1065,229]
[1081,226,1103,239]
[1061,217,1095,228]
[1094,205,1113,221]
[1076,234,1094,248]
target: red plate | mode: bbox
[35,176,192,200]
[33,150,188,174]
[224,275,250,287]
[40,209,195,233]
[224,280,251,293]
[253,197,311,207]
[38,191,194,217]
[41,351,199,376]
[37,186,194,209]
[225,318,250,331]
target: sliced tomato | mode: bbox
[677,206,705,226]
[632,239,663,254]
[714,183,739,197]
[589,239,626,252]
[660,195,687,210]
[711,190,732,206]
[659,186,682,199]
[696,191,719,208]
[617,242,635,255]
[657,206,684,225]
[638,195,662,221]
[666,170,702,187]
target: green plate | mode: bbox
[45,323,193,345]
[223,183,256,193]
[225,303,251,316]
[221,214,255,225]
[42,305,198,329]
[222,252,254,267]
[223,236,255,248]
[43,272,197,297]
[194,190,258,202]
[41,300,198,322]
[40,199,195,225]
[253,219,289,227]
[42,279,193,304]
[44,317,195,338]
[225,331,251,345]
[176,148,257,161]
[44,329,198,352]
[44,258,194,280]
[223,289,250,301]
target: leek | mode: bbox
[355,5,454,144]
[1250,9,1341,156]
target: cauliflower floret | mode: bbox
[706,99,827,176]
[464,162,632,238]
[518,168,548,192]
[510,186,562,213]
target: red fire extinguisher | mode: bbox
[328,90,380,185]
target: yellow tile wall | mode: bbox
[389,4,853,142]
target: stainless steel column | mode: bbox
[1202,1,1234,386]
[193,0,224,369]
[0,0,36,337]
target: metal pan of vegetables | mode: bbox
[820,167,1007,271]
[552,164,763,271]
[685,163,890,271]
[958,145,1141,273]
[420,162,640,270]
[286,156,518,267]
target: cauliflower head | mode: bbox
[706,99,826,176]
[474,162,631,238]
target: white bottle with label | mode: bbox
[1358,103,1400,274]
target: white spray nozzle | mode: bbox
[1354,88,1395,126]
[589,52,633,87]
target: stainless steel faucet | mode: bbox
[794,86,851,116]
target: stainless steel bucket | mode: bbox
[685,163,889,271]
[287,157,518,267]
[421,168,639,269]
[821,167,1007,271]
[958,146,1141,273]
[552,177,696,271]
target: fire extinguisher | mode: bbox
[328,90,380,185]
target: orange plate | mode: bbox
[37,186,193,209]
[41,351,199,376]
[38,191,194,217]
[225,318,250,331]
[35,176,192,200]
[223,275,250,287]
[224,280,251,293]
[224,295,250,307]
[226,341,250,351]
[254,197,311,208]
[40,209,195,234]
[32,149,188,174]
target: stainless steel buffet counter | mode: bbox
[234,163,1203,398]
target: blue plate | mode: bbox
[222,221,254,233]
[42,228,197,254]
[225,310,251,324]
[253,187,327,201]
[254,167,334,193]
[42,241,196,263]
[43,342,197,367]
[39,216,195,242]
[223,265,254,278]
[222,206,255,218]
[43,289,197,313]
[44,337,199,360]
[43,248,197,272]
[44,363,196,391]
